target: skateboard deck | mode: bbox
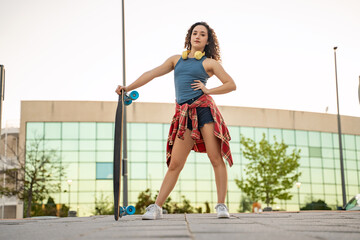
[113,90,138,221]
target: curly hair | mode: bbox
[184,22,221,62]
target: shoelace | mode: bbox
[215,204,228,211]
[146,204,157,212]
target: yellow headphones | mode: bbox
[182,50,205,60]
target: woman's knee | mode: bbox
[168,159,185,172]
[208,154,225,168]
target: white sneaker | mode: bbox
[215,203,230,218]
[142,204,163,220]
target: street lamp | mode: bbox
[296,182,301,210]
[67,179,72,210]
[333,47,347,208]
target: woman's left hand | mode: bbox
[191,80,210,94]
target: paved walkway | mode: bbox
[1,211,360,240]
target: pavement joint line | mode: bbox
[184,213,195,240]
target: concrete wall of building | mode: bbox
[0,128,23,219]
[20,100,360,135]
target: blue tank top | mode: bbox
[174,56,209,104]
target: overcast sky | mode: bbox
[0,0,359,128]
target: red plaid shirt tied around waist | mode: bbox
[166,94,233,167]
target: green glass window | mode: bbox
[344,135,355,150]
[147,140,164,152]
[345,150,356,160]
[147,162,164,180]
[240,127,254,139]
[196,163,212,180]
[79,140,96,151]
[130,140,147,151]
[62,151,78,163]
[323,169,336,184]
[308,131,321,147]
[44,140,61,151]
[26,122,44,139]
[79,180,96,191]
[148,152,165,163]
[96,163,113,180]
[282,129,295,145]
[296,131,308,146]
[310,158,322,168]
[147,124,163,140]
[62,123,79,139]
[96,152,113,162]
[309,147,322,158]
[96,140,113,151]
[230,142,241,154]
[130,163,147,179]
[79,151,96,162]
[130,151,147,162]
[97,123,113,140]
[62,140,78,151]
[96,180,113,191]
[79,123,96,139]
[44,122,61,139]
[255,128,268,141]
[65,163,79,179]
[129,123,146,140]
[228,126,240,142]
[269,128,282,144]
[321,132,333,148]
[78,163,96,179]
[181,163,196,180]
[322,148,333,158]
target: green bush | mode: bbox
[300,199,331,210]
[135,188,199,214]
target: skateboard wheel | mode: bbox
[129,91,139,100]
[124,99,132,105]
[126,205,136,215]
[119,206,125,217]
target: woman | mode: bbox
[115,22,236,220]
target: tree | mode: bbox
[235,134,301,208]
[238,194,252,213]
[0,136,65,217]
[93,193,114,215]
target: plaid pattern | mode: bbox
[166,94,233,167]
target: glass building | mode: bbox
[20,101,360,217]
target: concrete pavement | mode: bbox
[1,211,360,240]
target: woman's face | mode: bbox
[190,25,208,51]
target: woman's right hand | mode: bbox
[115,85,127,95]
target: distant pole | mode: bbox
[67,179,72,211]
[0,65,5,219]
[121,0,128,207]
[296,182,301,210]
[358,76,360,104]
[333,47,347,207]
[0,65,5,129]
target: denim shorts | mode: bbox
[179,95,214,130]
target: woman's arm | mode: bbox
[115,55,180,95]
[191,59,236,95]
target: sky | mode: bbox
[0,0,359,128]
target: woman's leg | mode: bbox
[200,122,228,203]
[155,129,194,206]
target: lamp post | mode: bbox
[67,179,72,211]
[296,182,301,210]
[333,47,347,208]
[358,75,360,104]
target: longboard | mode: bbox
[113,90,139,221]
